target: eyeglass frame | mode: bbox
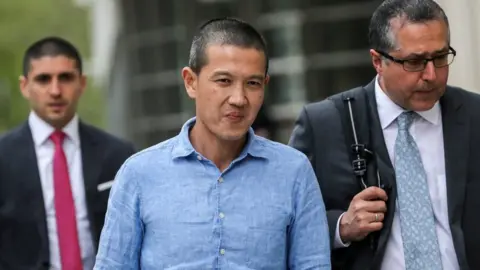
[375,46,457,72]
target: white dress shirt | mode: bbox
[29,111,95,270]
[334,77,459,270]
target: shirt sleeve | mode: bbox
[334,213,352,248]
[94,161,143,270]
[288,156,331,269]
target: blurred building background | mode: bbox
[88,0,383,147]
[2,0,479,148]
[85,0,480,148]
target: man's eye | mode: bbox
[35,75,51,83]
[59,73,75,82]
[436,54,449,59]
[216,78,231,84]
[405,59,424,66]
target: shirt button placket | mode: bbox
[217,175,226,266]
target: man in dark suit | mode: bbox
[289,0,480,269]
[0,37,135,270]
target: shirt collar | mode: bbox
[375,76,441,129]
[28,111,80,147]
[171,116,268,160]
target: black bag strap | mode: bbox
[329,87,381,252]
[329,87,377,189]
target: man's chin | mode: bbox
[409,100,437,112]
[217,130,249,142]
[47,113,66,121]
[44,113,73,128]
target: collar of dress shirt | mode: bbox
[171,116,268,160]
[374,75,441,130]
[28,110,80,147]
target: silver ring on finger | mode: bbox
[375,213,379,222]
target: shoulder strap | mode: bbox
[329,87,378,189]
[329,87,383,252]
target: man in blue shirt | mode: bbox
[94,17,331,270]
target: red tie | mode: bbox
[51,130,83,270]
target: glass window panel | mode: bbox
[266,73,304,105]
[144,128,181,148]
[302,18,370,54]
[260,0,298,13]
[121,0,137,34]
[157,1,175,27]
[262,27,302,58]
[136,42,178,74]
[132,0,158,31]
[299,0,373,7]
[194,2,236,24]
[305,65,376,102]
[131,85,182,117]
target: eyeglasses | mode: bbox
[375,46,456,72]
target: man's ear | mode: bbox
[79,74,87,95]
[182,67,198,99]
[264,74,270,86]
[19,75,30,99]
[370,49,384,75]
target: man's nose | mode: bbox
[422,61,437,81]
[48,79,61,96]
[228,85,247,107]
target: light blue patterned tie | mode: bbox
[394,111,442,270]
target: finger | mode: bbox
[350,199,387,215]
[361,200,387,213]
[354,211,385,223]
[358,222,383,236]
[370,212,385,223]
[355,186,388,201]
[360,222,383,234]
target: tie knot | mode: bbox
[50,130,66,145]
[397,111,415,131]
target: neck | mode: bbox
[189,121,247,172]
[34,110,74,130]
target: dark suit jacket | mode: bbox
[289,79,480,270]
[0,121,135,270]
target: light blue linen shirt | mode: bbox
[94,117,331,270]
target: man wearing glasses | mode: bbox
[289,0,480,269]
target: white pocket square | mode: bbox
[97,180,114,192]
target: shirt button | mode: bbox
[218,177,224,183]
[220,249,226,255]
[197,155,202,161]
[219,212,225,219]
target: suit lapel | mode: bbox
[364,81,396,189]
[17,123,50,263]
[441,88,468,225]
[440,88,469,267]
[364,81,398,267]
[79,122,103,245]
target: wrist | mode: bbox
[339,213,352,243]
